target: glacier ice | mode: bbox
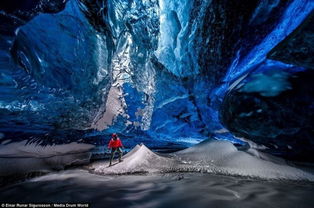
[0,0,313,162]
[239,71,292,97]
[0,140,94,176]
[221,68,314,162]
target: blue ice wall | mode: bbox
[0,1,111,136]
[224,0,314,82]
[0,0,313,156]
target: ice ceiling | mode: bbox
[0,0,313,161]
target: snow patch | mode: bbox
[90,144,175,174]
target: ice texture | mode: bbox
[0,141,94,176]
[0,0,313,162]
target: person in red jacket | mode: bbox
[108,133,123,166]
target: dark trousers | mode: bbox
[110,147,123,165]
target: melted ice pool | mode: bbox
[0,169,313,208]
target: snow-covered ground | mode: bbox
[90,144,177,174]
[1,139,313,181]
[89,140,314,181]
[1,140,314,208]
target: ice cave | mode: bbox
[0,0,314,207]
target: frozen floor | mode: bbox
[0,169,314,208]
[1,141,314,207]
[89,142,314,181]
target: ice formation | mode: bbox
[0,0,313,163]
[0,141,94,176]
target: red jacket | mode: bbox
[108,138,123,148]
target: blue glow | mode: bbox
[0,0,312,150]
[224,0,313,83]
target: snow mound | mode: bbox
[89,140,314,181]
[175,140,314,180]
[0,141,95,176]
[90,144,176,174]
